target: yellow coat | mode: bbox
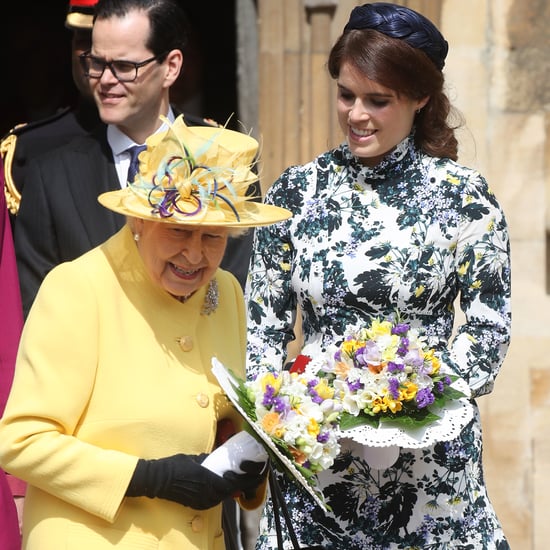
[0,225,248,550]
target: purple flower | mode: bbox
[435,376,451,393]
[355,341,380,367]
[397,336,409,356]
[416,388,435,408]
[309,390,323,404]
[317,431,330,443]
[347,379,363,392]
[388,378,400,399]
[404,349,424,368]
[262,385,276,407]
[387,361,404,373]
[273,396,288,413]
[391,323,409,335]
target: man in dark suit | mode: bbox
[14,0,258,319]
[2,0,101,221]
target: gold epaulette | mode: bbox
[1,123,26,215]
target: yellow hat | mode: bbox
[98,116,292,228]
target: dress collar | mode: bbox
[341,132,420,184]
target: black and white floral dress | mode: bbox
[245,135,511,549]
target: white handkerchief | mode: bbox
[202,430,268,476]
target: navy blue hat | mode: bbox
[344,2,449,70]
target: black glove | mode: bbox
[126,453,247,510]
[223,459,268,500]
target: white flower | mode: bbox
[243,368,342,474]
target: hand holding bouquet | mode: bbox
[211,315,473,501]
[211,358,342,509]
[294,316,472,453]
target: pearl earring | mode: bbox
[134,233,140,242]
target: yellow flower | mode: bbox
[307,417,320,437]
[382,393,403,413]
[261,373,281,394]
[341,339,360,356]
[366,319,393,339]
[381,338,399,362]
[399,381,418,401]
[314,379,334,400]
[371,396,388,414]
[424,349,441,374]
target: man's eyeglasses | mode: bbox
[79,52,164,82]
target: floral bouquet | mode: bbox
[295,317,474,466]
[211,358,342,510]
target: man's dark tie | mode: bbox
[126,145,147,183]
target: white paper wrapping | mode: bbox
[202,430,268,476]
[336,377,474,449]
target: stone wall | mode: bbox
[442,2,549,548]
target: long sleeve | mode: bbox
[449,171,511,396]
[246,173,298,374]
[0,257,138,522]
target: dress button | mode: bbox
[196,393,209,408]
[178,336,193,352]
[191,514,204,532]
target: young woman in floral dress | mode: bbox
[245,3,511,548]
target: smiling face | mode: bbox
[336,62,428,167]
[132,220,229,300]
[90,9,182,143]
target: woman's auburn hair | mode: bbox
[328,29,462,161]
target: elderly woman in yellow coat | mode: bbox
[0,116,291,550]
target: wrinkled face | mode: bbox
[336,61,428,166]
[90,9,181,140]
[133,220,229,300]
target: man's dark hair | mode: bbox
[94,0,190,61]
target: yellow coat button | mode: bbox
[191,515,204,532]
[196,393,209,408]
[178,336,193,352]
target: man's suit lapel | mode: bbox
[68,127,125,246]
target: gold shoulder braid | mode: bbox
[1,131,22,215]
